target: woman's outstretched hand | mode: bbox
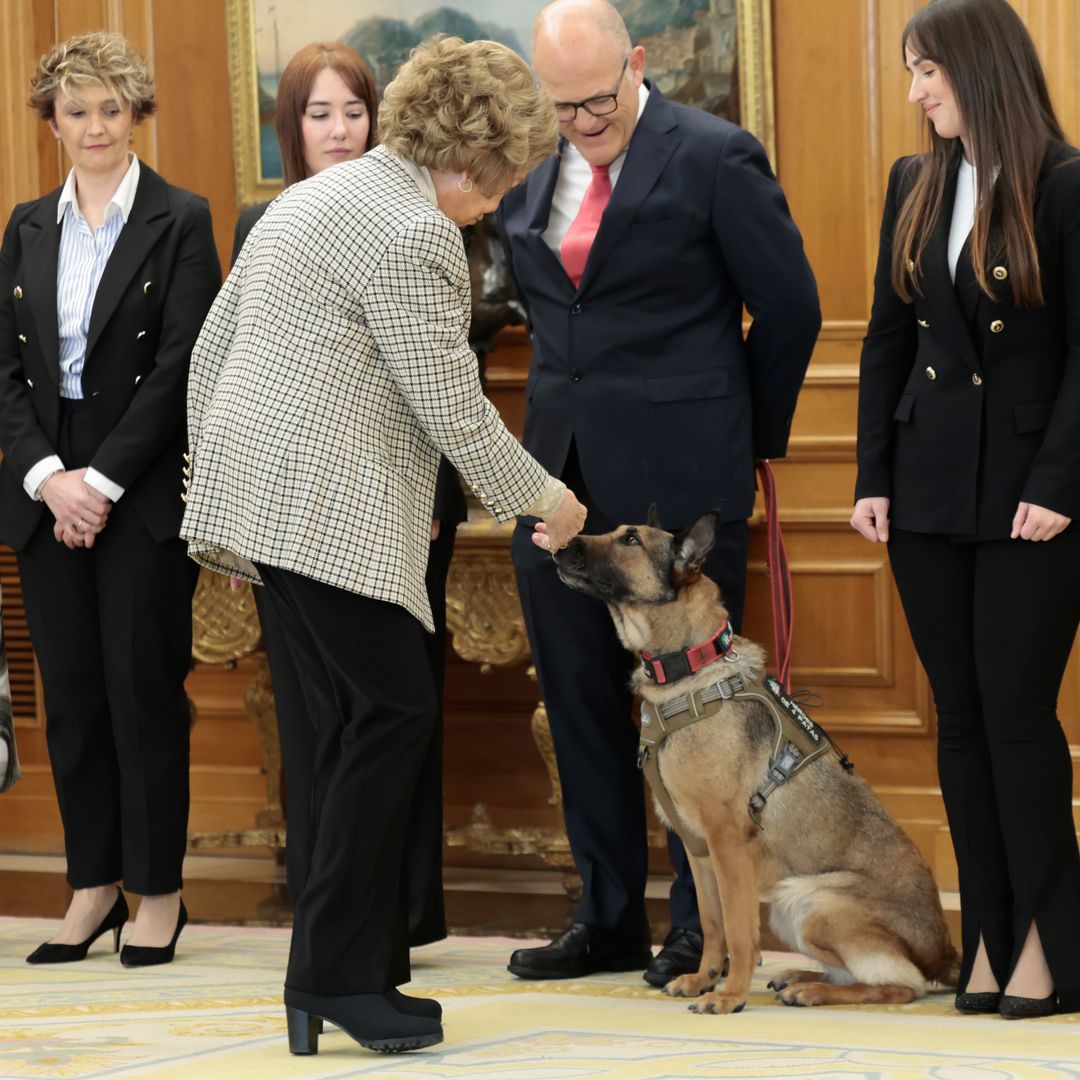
[533,488,587,551]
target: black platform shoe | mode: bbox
[954,990,1002,1014]
[999,992,1058,1019]
[284,987,443,1055]
[643,927,705,988]
[26,889,128,964]
[507,922,652,980]
[120,899,187,967]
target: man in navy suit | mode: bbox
[500,0,821,985]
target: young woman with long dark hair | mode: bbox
[852,0,1080,1019]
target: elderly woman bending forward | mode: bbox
[181,36,585,1056]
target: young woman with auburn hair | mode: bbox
[852,0,1080,1019]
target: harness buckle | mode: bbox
[636,745,649,770]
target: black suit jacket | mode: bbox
[0,164,221,550]
[498,84,820,528]
[856,143,1080,538]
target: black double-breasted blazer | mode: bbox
[856,142,1080,538]
[498,84,821,529]
[0,165,220,550]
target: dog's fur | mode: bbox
[553,511,959,1013]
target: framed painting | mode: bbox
[226,0,776,208]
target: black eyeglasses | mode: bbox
[552,57,629,122]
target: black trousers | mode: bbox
[511,446,748,934]
[16,400,197,894]
[252,524,456,944]
[889,528,1080,1012]
[256,564,438,995]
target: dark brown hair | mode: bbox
[892,0,1064,308]
[275,42,378,187]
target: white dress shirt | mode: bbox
[948,157,977,283]
[543,82,650,261]
[25,154,140,503]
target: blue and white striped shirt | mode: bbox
[24,155,140,502]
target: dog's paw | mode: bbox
[776,981,832,1007]
[663,972,720,998]
[766,968,822,992]
[689,991,746,1015]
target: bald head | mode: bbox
[533,0,631,57]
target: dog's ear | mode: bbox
[674,511,720,574]
[646,503,662,529]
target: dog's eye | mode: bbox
[622,532,641,546]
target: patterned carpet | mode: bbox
[1,918,1077,1079]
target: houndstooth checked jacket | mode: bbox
[181,146,550,630]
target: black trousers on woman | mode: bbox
[888,528,1080,1012]
[16,399,197,894]
[252,523,456,944]
[256,564,438,995]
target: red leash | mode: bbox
[756,460,793,694]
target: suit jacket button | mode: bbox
[990,319,1004,333]
[13,285,22,299]
[570,302,582,315]
[917,318,930,328]
[26,378,33,389]
[972,373,983,386]
[18,333,27,343]
[136,330,147,339]
[925,366,937,381]
[143,281,152,294]
[570,369,583,382]
[992,266,1008,281]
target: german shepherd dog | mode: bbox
[553,511,958,1014]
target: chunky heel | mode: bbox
[286,1006,321,1054]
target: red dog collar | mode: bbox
[640,621,735,685]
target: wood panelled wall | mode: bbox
[1,1,1078,886]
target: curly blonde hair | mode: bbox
[29,31,155,121]
[379,36,557,196]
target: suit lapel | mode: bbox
[85,166,170,359]
[524,151,569,284]
[921,158,982,374]
[18,194,62,386]
[576,86,679,295]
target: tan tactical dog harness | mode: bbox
[637,672,854,855]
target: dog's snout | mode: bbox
[556,536,586,569]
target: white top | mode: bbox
[948,157,977,283]
[25,154,140,503]
[543,82,650,260]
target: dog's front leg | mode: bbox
[664,850,727,998]
[690,826,758,1015]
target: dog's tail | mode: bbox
[927,945,962,989]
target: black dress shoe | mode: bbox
[507,922,652,980]
[284,987,443,1054]
[954,990,1002,1014]
[643,927,705,988]
[999,992,1058,1019]
[120,900,187,968]
[27,889,128,964]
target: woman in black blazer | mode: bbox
[853,0,1080,1018]
[0,32,220,965]
[231,42,465,946]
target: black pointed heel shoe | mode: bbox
[27,889,128,964]
[283,987,443,1055]
[999,992,1058,1019]
[120,899,187,968]
[954,990,1002,1013]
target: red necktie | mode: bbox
[561,163,611,289]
